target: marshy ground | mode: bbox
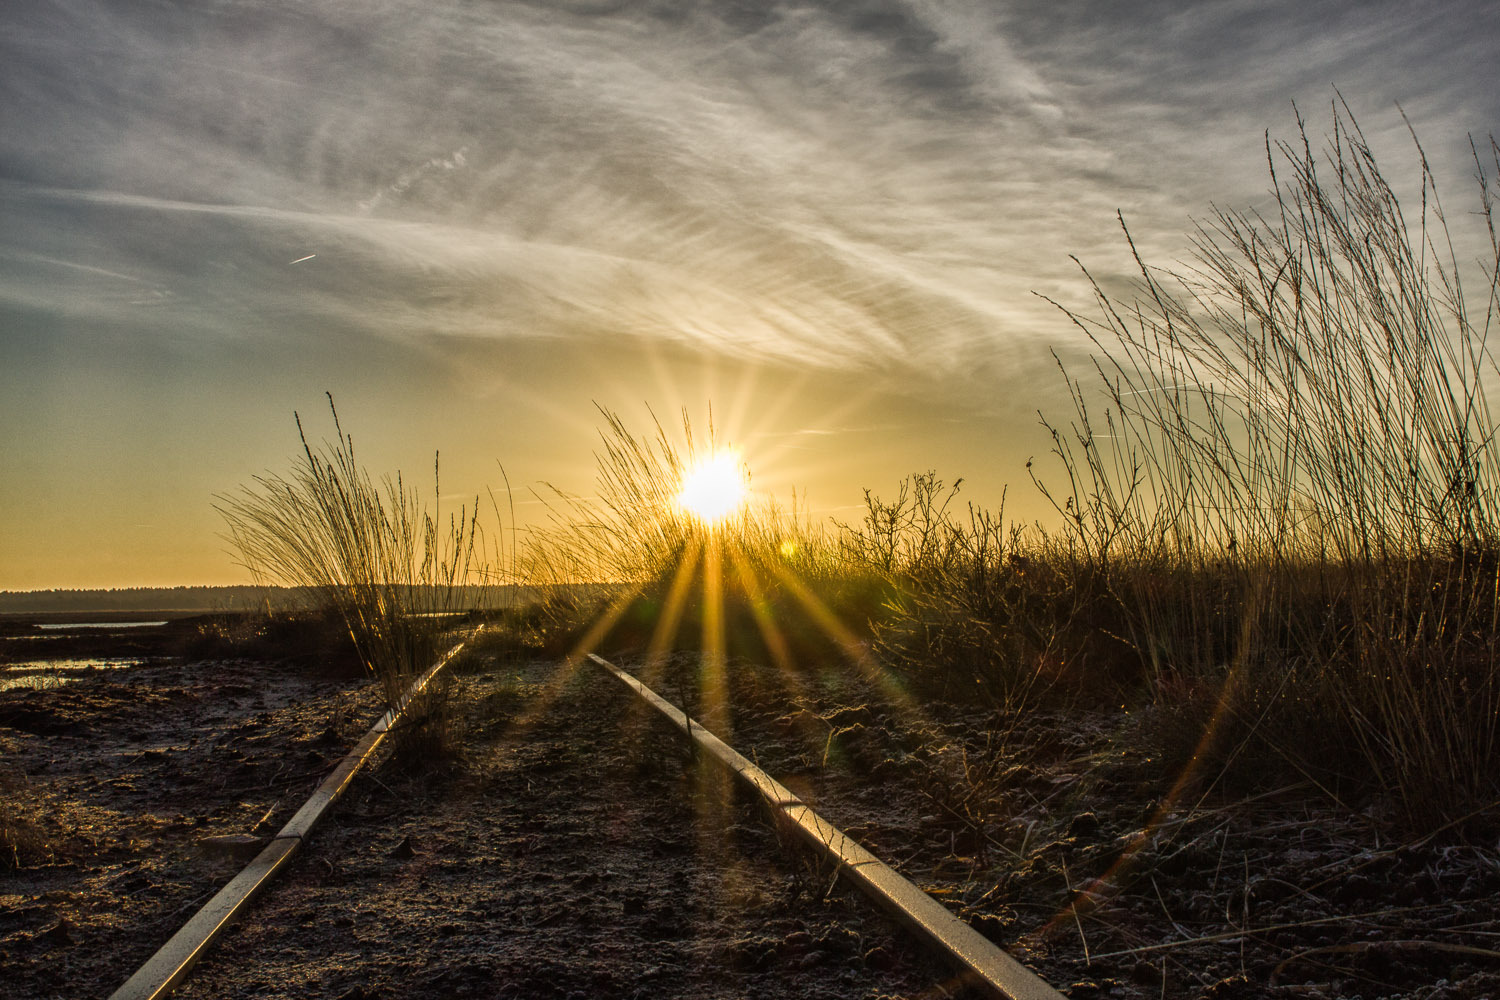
[3,618,1497,999]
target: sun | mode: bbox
[675,449,749,526]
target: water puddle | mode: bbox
[36,622,168,630]
[0,658,141,691]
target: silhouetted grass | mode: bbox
[1020,100,1500,825]
[216,395,489,757]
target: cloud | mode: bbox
[2,0,1496,380]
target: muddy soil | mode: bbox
[3,628,1498,999]
[0,653,381,997]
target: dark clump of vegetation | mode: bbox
[177,610,365,678]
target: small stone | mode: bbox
[387,835,416,860]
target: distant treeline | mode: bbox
[0,586,300,613]
[0,585,541,614]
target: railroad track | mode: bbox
[588,653,1062,1000]
[111,645,1063,1000]
[111,641,468,1000]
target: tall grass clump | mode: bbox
[216,396,487,748]
[1034,99,1500,824]
[524,406,701,592]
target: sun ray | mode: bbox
[725,544,852,752]
[562,582,645,672]
[589,544,705,752]
[642,542,702,690]
[483,581,648,740]
[726,544,795,677]
[1027,595,1269,948]
[767,560,922,716]
[699,534,729,735]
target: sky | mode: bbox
[3,0,1498,589]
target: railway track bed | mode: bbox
[4,637,1499,998]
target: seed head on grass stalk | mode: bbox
[215,395,487,747]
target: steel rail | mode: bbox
[110,639,468,1000]
[588,652,1064,1000]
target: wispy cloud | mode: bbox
[2,0,1495,378]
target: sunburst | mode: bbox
[675,450,749,526]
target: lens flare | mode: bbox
[675,450,748,525]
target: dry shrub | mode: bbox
[839,473,1106,710]
[182,609,364,676]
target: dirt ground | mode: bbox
[2,622,1498,999]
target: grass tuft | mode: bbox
[215,395,490,758]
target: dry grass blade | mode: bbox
[1088,902,1462,961]
[1269,939,1500,986]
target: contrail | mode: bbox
[288,254,316,264]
